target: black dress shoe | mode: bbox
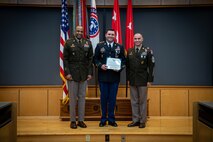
[99,122,106,127]
[139,123,146,128]
[78,121,87,128]
[70,121,77,129]
[108,121,118,127]
[127,121,140,127]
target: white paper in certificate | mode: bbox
[106,57,121,70]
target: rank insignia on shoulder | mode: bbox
[152,56,155,63]
[146,47,153,55]
[71,44,75,48]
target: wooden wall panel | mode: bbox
[87,87,97,97]
[88,0,105,5]
[19,89,48,116]
[46,0,60,5]
[0,0,17,4]
[48,88,62,116]
[148,88,160,116]
[161,0,190,5]
[188,88,213,116]
[87,87,101,97]
[1,0,213,6]
[117,87,128,98]
[88,87,129,98]
[1,86,212,117]
[0,88,19,115]
[161,89,189,116]
[190,0,213,4]
[133,0,161,5]
[18,0,46,5]
[105,0,128,5]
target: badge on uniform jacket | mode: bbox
[100,47,105,53]
[84,44,89,48]
[71,44,75,48]
[141,52,147,59]
[141,61,144,64]
[115,46,120,54]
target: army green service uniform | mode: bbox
[126,46,155,124]
[63,36,93,122]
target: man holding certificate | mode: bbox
[94,29,125,127]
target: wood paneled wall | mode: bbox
[0,0,213,7]
[0,86,213,116]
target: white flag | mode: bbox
[89,0,100,53]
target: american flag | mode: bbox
[60,0,69,104]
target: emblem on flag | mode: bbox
[89,0,100,52]
[89,8,99,38]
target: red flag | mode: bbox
[112,0,122,44]
[81,0,87,38]
[125,0,134,52]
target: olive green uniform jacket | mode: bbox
[63,36,93,82]
[126,46,155,86]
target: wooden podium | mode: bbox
[0,102,17,142]
[60,98,132,121]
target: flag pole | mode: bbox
[89,0,100,97]
[125,0,134,98]
[95,67,98,97]
[60,0,70,104]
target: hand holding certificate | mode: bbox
[106,57,121,71]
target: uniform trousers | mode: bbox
[99,81,119,123]
[68,80,87,122]
[129,86,147,123]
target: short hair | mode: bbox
[105,28,115,34]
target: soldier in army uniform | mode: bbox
[94,29,125,127]
[63,26,93,129]
[126,33,155,128]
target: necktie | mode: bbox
[108,44,111,48]
[136,48,139,53]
